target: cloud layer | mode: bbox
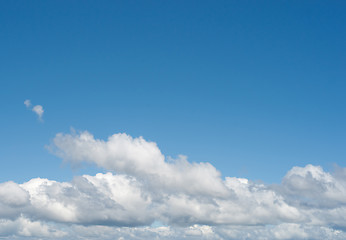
[1,130,346,239]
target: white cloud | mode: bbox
[2,130,346,239]
[279,164,346,209]
[51,131,228,197]
[24,99,44,121]
[0,217,66,238]
[24,99,31,108]
[32,105,44,121]
[0,181,29,207]
[214,224,346,240]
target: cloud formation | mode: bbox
[51,131,228,197]
[24,99,44,121]
[1,130,346,239]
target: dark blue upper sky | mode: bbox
[1,0,346,183]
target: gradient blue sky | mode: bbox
[1,0,346,184]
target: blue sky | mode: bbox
[2,0,345,183]
[1,2,346,239]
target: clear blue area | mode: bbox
[1,0,346,183]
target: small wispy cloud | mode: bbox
[24,99,44,121]
[32,105,44,121]
[24,99,31,108]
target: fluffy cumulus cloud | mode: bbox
[0,217,66,238]
[24,99,44,121]
[1,130,346,239]
[51,131,228,197]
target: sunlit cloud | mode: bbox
[0,130,345,239]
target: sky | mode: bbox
[1,1,346,239]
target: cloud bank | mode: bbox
[1,130,346,239]
[24,99,44,121]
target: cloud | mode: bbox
[0,181,29,220]
[24,99,44,121]
[2,130,346,239]
[32,105,44,121]
[0,181,29,207]
[20,174,153,226]
[51,131,228,197]
[0,217,66,238]
[280,165,346,208]
[24,99,31,108]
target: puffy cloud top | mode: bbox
[1,130,346,239]
[52,131,228,197]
